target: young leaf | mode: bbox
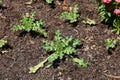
[0,39,7,48]
[60,4,79,23]
[72,57,88,68]
[64,46,75,55]
[105,38,118,49]
[72,39,80,47]
[82,19,96,25]
[43,40,54,51]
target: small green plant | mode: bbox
[105,38,118,50]
[29,30,87,73]
[12,11,47,37]
[60,4,79,23]
[46,0,53,4]
[0,39,7,48]
[82,19,96,25]
[112,19,120,35]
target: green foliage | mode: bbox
[60,4,79,23]
[29,30,87,73]
[0,39,7,48]
[12,11,47,37]
[112,19,120,35]
[45,0,53,3]
[72,57,87,68]
[105,38,118,49]
[97,3,112,23]
[82,19,96,25]
[97,1,120,35]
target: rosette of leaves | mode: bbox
[12,11,47,37]
[29,30,87,73]
[60,4,79,23]
[105,38,118,50]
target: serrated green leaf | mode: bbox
[60,4,79,23]
[12,25,24,31]
[72,39,80,47]
[73,4,79,13]
[72,58,88,68]
[43,40,54,51]
[58,51,64,59]
[105,38,118,49]
[82,19,96,25]
[62,36,73,46]
[64,46,75,55]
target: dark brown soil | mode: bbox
[0,0,120,80]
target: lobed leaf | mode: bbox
[72,57,88,68]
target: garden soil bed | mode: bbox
[0,0,120,80]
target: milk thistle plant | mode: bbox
[12,11,47,37]
[105,38,118,54]
[29,30,87,73]
[97,0,120,35]
[60,4,79,23]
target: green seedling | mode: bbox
[82,19,96,25]
[60,4,79,23]
[0,39,7,48]
[12,11,47,37]
[105,38,118,50]
[29,30,87,73]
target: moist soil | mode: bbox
[0,0,120,80]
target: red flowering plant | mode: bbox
[97,0,120,34]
